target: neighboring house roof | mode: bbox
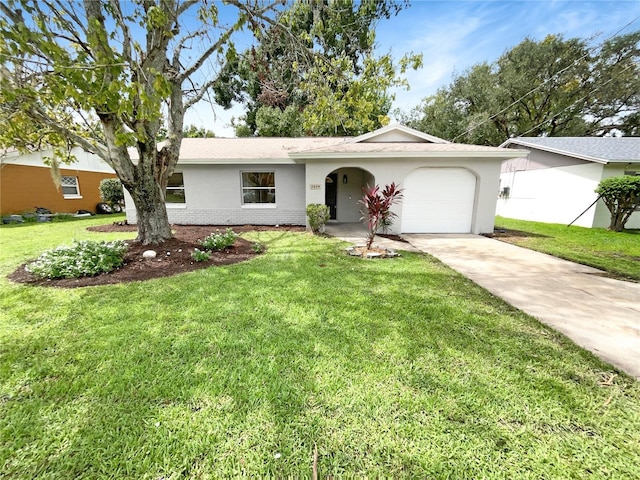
[133,124,518,164]
[501,137,640,164]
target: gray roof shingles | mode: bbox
[504,137,640,163]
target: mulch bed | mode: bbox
[8,224,305,288]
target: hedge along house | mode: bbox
[1,147,117,216]
[496,137,640,229]
[124,124,522,234]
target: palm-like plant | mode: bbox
[359,182,404,249]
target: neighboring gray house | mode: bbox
[125,124,521,234]
[497,137,640,229]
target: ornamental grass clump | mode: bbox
[199,228,237,251]
[26,240,128,279]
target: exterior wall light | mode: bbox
[343,174,348,184]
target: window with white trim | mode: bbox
[242,172,275,204]
[165,172,186,203]
[61,176,80,198]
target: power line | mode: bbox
[515,61,638,138]
[451,15,640,142]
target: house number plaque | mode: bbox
[309,184,321,190]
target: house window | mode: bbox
[61,176,81,198]
[242,172,275,204]
[165,173,185,203]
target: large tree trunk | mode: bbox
[126,176,173,245]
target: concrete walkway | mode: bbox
[325,223,640,379]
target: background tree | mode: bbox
[0,0,297,244]
[403,31,640,145]
[183,125,216,138]
[215,0,422,137]
[595,176,640,232]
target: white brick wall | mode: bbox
[126,207,305,226]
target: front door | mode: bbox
[325,173,338,220]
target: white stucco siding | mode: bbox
[496,163,604,227]
[592,163,640,229]
[304,156,502,234]
[125,163,306,225]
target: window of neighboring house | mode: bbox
[241,172,275,204]
[61,176,81,198]
[165,172,186,203]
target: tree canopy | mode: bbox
[214,0,422,137]
[403,31,640,145]
[2,0,400,244]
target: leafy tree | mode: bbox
[0,0,294,244]
[595,176,640,232]
[215,0,422,137]
[404,32,640,145]
[359,182,403,249]
[183,125,216,138]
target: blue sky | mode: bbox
[186,0,640,136]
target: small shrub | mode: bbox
[252,242,264,253]
[199,228,237,251]
[99,178,125,207]
[595,175,640,231]
[306,203,330,233]
[191,248,211,262]
[26,240,128,279]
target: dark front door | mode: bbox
[325,173,338,220]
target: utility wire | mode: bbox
[451,15,640,142]
[516,61,637,137]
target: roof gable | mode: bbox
[350,123,449,144]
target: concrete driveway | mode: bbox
[404,234,640,380]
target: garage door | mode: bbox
[401,168,476,233]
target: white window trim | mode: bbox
[165,172,186,205]
[241,171,276,206]
[241,203,277,209]
[61,176,82,199]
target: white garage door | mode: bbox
[401,168,476,233]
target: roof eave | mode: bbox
[502,139,609,164]
[289,151,524,160]
[177,157,296,165]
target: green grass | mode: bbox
[495,216,640,281]
[1,217,639,478]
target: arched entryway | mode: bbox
[325,167,374,222]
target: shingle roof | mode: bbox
[127,125,521,164]
[176,137,348,161]
[292,141,510,156]
[502,137,640,164]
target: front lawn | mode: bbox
[495,216,640,281]
[1,217,639,478]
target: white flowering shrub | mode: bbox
[26,240,128,279]
[191,248,211,262]
[199,228,237,251]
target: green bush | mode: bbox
[199,228,237,251]
[191,248,211,262]
[99,178,125,206]
[26,240,128,279]
[595,175,640,231]
[306,203,330,233]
